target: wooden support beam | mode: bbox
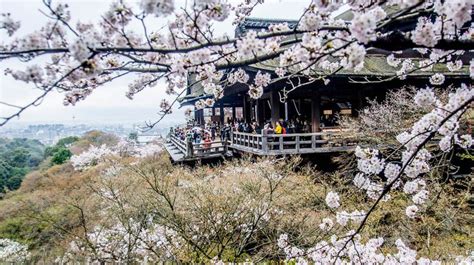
[195,109,204,125]
[219,105,225,124]
[256,99,265,125]
[243,95,251,123]
[311,91,321,132]
[270,90,281,126]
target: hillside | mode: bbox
[0,130,472,263]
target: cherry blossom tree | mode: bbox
[0,0,472,127]
[1,0,473,263]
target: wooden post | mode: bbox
[354,89,364,117]
[186,137,193,158]
[194,109,204,125]
[243,96,251,123]
[279,136,283,151]
[232,106,236,121]
[223,140,228,154]
[270,90,281,126]
[219,105,225,125]
[296,135,300,152]
[262,129,268,153]
[256,99,265,125]
[311,91,321,132]
[200,109,205,125]
[194,107,199,124]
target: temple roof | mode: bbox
[180,14,472,106]
[250,54,471,77]
[235,17,298,37]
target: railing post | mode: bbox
[279,136,283,151]
[296,135,300,152]
[311,134,316,149]
[262,130,268,153]
[224,140,228,154]
[186,137,193,158]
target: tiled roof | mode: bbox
[235,17,298,37]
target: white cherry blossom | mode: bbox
[429,73,445,85]
[325,191,340,209]
[405,204,419,219]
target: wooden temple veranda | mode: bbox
[164,16,472,163]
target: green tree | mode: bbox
[8,148,31,168]
[6,175,22,190]
[44,136,79,158]
[0,138,45,191]
[51,147,72,165]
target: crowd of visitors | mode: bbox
[171,117,315,146]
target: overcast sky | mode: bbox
[0,0,311,128]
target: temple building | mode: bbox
[179,17,471,133]
[165,14,472,162]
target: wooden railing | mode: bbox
[169,129,357,158]
[230,130,357,155]
[169,134,229,159]
[169,134,187,154]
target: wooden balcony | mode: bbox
[165,129,358,162]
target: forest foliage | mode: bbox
[0,138,45,192]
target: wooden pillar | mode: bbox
[311,91,321,132]
[270,90,281,126]
[219,105,225,125]
[256,99,264,126]
[243,96,251,123]
[353,89,364,117]
[195,109,204,125]
[232,106,236,122]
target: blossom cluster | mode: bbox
[277,232,444,264]
[66,217,180,262]
[0,238,30,263]
[354,85,473,218]
[70,139,163,170]
[70,144,116,170]
[0,13,20,36]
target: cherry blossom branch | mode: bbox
[334,96,474,261]
[0,57,92,126]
